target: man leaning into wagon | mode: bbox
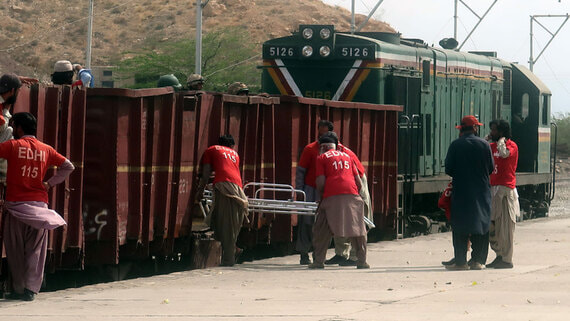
[195,134,248,267]
[309,132,369,269]
[2,112,74,301]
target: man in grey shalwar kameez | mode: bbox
[444,115,494,270]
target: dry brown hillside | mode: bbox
[0,0,393,79]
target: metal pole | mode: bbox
[86,0,94,68]
[195,0,203,74]
[351,0,356,34]
[454,0,458,40]
[458,0,498,50]
[529,16,534,71]
[355,0,385,32]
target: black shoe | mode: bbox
[22,289,35,301]
[6,292,22,300]
[300,253,311,265]
[325,255,348,265]
[441,258,456,266]
[445,263,470,271]
[493,260,513,269]
[486,256,502,268]
[339,259,358,266]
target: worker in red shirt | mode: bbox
[196,134,248,267]
[309,132,369,269]
[487,120,519,269]
[295,120,333,265]
[324,136,372,266]
[2,112,74,301]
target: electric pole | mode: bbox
[195,0,210,75]
[86,0,94,68]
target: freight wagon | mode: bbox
[0,85,401,286]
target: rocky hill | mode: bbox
[0,0,394,80]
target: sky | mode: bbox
[321,0,570,115]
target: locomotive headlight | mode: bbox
[320,28,331,40]
[319,46,331,57]
[302,45,313,57]
[302,28,314,40]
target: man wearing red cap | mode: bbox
[444,115,494,270]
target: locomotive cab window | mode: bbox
[542,94,550,125]
[422,60,431,87]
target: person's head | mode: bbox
[318,131,338,154]
[227,82,249,96]
[157,74,182,91]
[187,74,204,90]
[0,73,22,106]
[10,112,37,139]
[51,60,74,85]
[73,64,83,73]
[317,120,333,138]
[456,115,482,134]
[218,134,235,148]
[490,119,511,140]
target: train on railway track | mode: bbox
[261,24,557,236]
[0,24,557,285]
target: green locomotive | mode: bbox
[261,25,554,235]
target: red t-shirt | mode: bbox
[298,141,320,188]
[316,149,359,199]
[201,145,243,187]
[490,139,518,188]
[0,136,67,203]
[338,143,365,177]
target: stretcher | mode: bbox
[198,182,375,228]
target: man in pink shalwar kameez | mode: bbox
[1,112,74,301]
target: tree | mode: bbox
[115,26,261,92]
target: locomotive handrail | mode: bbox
[549,121,558,202]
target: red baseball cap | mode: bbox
[456,115,483,129]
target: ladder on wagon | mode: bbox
[198,182,375,228]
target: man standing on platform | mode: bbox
[309,132,369,269]
[2,112,75,301]
[196,134,248,267]
[325,138,372,266]
[295,120,333,265]
[444,115,494,270]
[487,120,519,269]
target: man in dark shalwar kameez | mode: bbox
[2,112,74,301]
[196,134,248,267]
[444,115,494,270]
[309,132,369,269]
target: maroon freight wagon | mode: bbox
[0,85,401,278]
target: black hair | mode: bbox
[51,71,74,85]
[318,131,338,145]
[11,112,37,136]
[318,120,334,131]
[489,119,499,128]
[497,119,511,139]
[218,134,235,147]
